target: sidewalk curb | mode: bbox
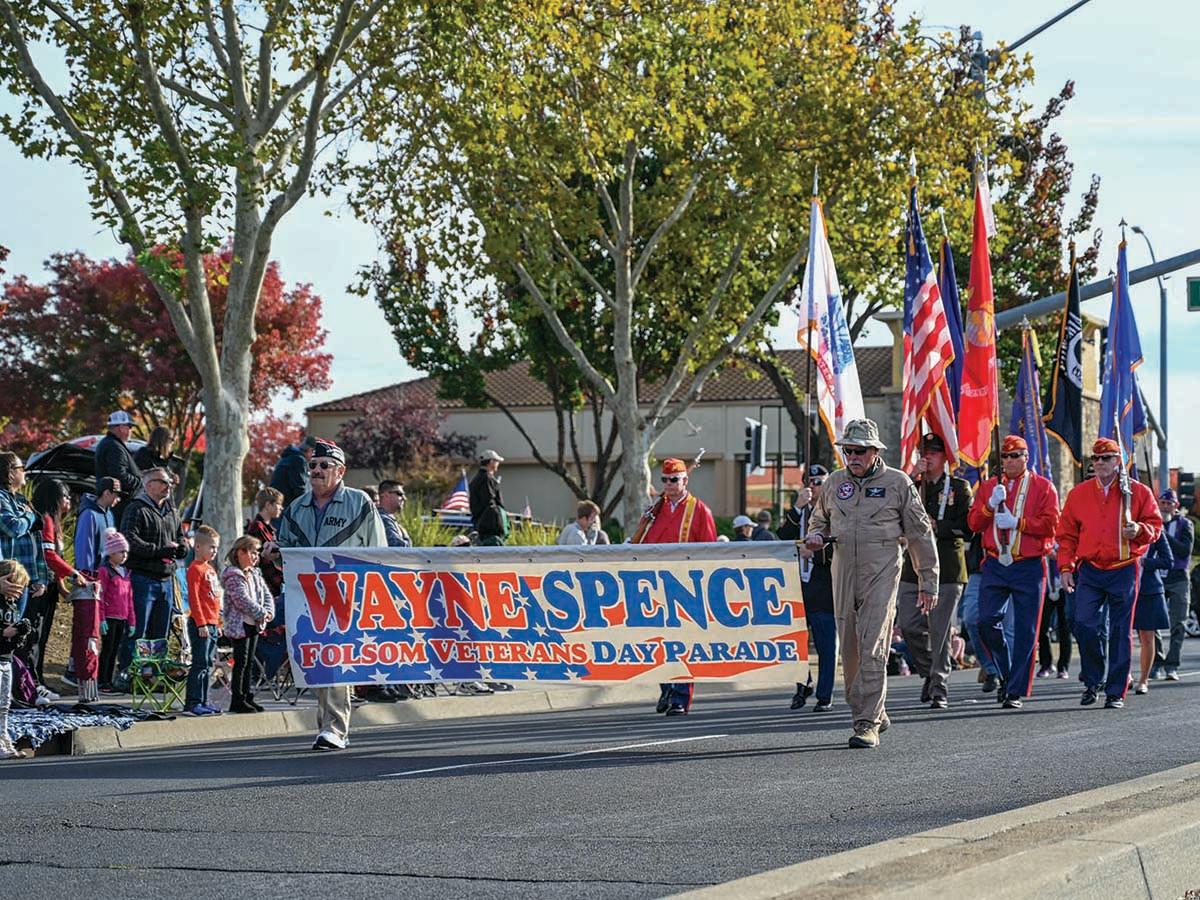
[669,761,1200,900]
[68,680,775,756]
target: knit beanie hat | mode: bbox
[103,528,130,556]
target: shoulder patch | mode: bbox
[836,481,856,500]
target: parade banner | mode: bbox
[281,542,809,689]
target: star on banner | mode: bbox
[478,665,493,680]
[454,627,470,640]
[533,623,548,637]
[425,664,444,680]
[521,667,538,680]
[565,668,581,681]
[369,670,390,684]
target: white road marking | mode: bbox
[379,733,729,778]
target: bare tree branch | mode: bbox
[218,0,255,124]
[547,212,614,307]
[160,74,235,121]
[255,0,283,120]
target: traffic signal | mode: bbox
[744,418,767,471]
[1179,471,1196,514]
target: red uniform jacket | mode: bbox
[967,470,1059,561]
[1056,477,1162,572]
[634,493,717,544]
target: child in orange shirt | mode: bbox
[185,526,223,716]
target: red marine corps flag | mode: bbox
[956,161,1000,468]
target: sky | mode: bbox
[2,1,1199,467]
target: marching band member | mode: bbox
[1057,438,1161,708]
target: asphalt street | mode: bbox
[5,642,1200,900]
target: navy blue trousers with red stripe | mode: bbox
[660,682,694,710]
[1072,561,1140,699]
[977,556,1046,698]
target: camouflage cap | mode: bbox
[836,418,887,450]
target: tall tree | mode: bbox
[353,0,1032,529]
[0,1,402,541]
[0,251,331,467]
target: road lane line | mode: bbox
[379,733,729,778]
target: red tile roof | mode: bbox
[307,345,895,413]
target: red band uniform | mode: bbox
[966,435,1060,705]
[1056,438,1162,704]
[632,458,717,715]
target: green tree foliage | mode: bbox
[351,0,1039,527]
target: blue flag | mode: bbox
[1010,330,1052,477]
[1099,241,1147,465]
[938,238,966,415]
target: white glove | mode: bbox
[994,510,1018,530]
[988,484,1007,510]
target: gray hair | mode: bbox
[141,466,170,486]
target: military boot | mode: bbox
[848,720,880,749]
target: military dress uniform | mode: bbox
[632,457,717,716]
[807,420,938,746]
[966,435,1059,708]
[1057,438,1162,707]
[897,437,972,708]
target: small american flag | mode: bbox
[441,471,470,511]
[900,180,959,471]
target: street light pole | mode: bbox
[1132,225,1169,492]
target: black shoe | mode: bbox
[665,704,687,717]
[929,697,948,710]
[655,686,670,714]
[982,674,998,694]
[1081,687,1099,706]
[789,682,813,710]
[486,681,515,692]
[229,700,255,714]
[245,695,265,712]
[920,677,931,704]
[1002,694,1023,709]
[365,687,397,703]
[813,699,833,713]
[1104,697,1124,709]
[994,680,1008,703]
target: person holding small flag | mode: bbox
[966,435,1059,710]
[1057,438,1161,708]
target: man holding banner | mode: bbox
[278,440,386,751]
[632,457,716,717]
[804,419,938,749]
[967,435,1059,710]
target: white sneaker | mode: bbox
[34,694,51,708]
[311,731,347,751]
[1165,669,1180,682]
[36,685,61,701]
[1134,682,1149,695]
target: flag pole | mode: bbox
[803,165,818,473]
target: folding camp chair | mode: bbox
[129,638,188,712]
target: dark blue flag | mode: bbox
[1099,241,1147,463]
[1044,248,1084,467]
[1010,329,1052,477]
[938,237,966,415]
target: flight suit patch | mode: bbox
[865,487,886,498]
[836,481,856,500]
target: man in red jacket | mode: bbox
[1057,438,1162,708]
[967,435,1060,709]
[632,457,717,716]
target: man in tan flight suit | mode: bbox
[805,419,939,749]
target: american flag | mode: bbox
[901,182,959,471]
[441,471,470,511]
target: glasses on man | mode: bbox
[809,479,826,487]
[661,475,684,484]
[842,447,871,457]
[149,478,171,485]
[1093,453,1119,462]
[1000,452,1026,460]
[309,460,338,470]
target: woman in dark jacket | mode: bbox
[133,426,175,475]
[1133,530,1174,694]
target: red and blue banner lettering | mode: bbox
[281,543,809,688]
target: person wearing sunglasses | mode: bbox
[804,419,938,749]
[277,440,387,751]
[631,457,716,717]
[966,435,1060,711]
[898,433,973,711]
[1056,438,1162,709]
[777,465,835,713]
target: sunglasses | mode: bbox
[661,475,684,483]
[308,460,339,470]
[149,477,171,485]
[1092,454,1119,462]
[842,447,872,457]
[808,479,825,487]
[1000,452,1026,460]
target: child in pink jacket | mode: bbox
[97,529,135,692]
